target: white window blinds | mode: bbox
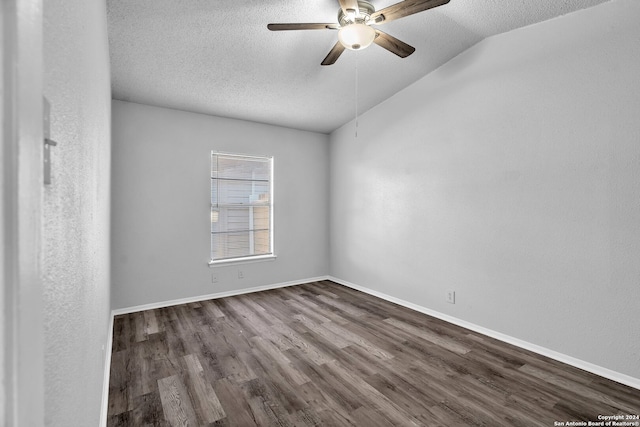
[210,152,273,262]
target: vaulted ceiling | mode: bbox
[107,0,611,134]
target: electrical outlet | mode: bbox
[447,291,455,304]
[211,273,218,284]
[238,270,244,279]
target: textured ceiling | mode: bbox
[107,0,612,134]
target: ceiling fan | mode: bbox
[268,0,450,66]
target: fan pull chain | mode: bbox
[355,50,359,138]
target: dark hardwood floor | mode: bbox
[107,280,640,426]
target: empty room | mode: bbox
[2,0,640,426]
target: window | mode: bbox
[210,152,274,264]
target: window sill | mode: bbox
[208,254,277,267]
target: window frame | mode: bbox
[208,151,275,266]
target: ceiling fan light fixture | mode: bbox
[338,23,375,50]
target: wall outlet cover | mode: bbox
[447,291,455,304]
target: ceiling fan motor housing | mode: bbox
[338,0,376,26]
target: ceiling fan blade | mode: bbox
[268,23,340,31]
[373,30,415,58]
[371,0,450,25]
[338,0,359,16]
[321,41,346,66]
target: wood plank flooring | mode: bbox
[107,280,640,426]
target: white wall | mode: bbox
[111,101,330,309]
[43,0,112,425]
[330,0,640,380]
[2,0,46,424]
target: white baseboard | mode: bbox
[99,310,115,427]
[112,275,330,316]
[100,273,639,425]
[328,276,640,391]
